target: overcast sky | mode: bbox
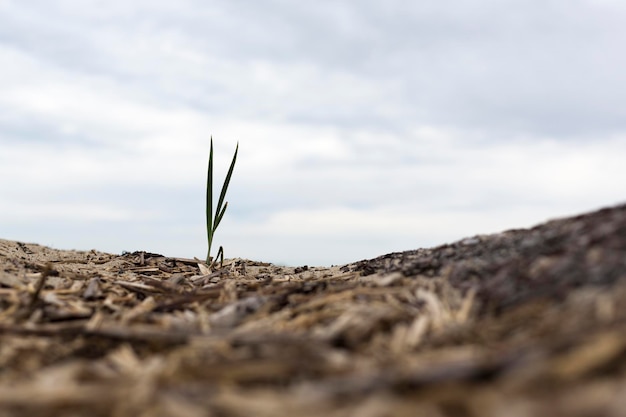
[1,0,625,266]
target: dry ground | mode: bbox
[1,203,626,417]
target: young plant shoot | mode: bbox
[206,137,238,266]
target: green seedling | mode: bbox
[206,137,238,266]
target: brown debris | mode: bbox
[1,203,626,416]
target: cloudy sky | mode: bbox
[1,1,625,266]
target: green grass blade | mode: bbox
[213,141,238,228]
[214,202,228,230]
[206,139,238,264]
[206,138,214,262]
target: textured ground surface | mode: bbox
[1,203,626,417]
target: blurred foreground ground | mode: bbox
[1,203,626,417]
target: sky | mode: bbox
[1,0,625,266]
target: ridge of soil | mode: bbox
[1,203,626,416]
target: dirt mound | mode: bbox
[1,203,626,417]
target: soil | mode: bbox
[1,203,626,417]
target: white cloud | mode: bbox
[0,201,137,222]
[1,1,626,264]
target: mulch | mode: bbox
[1,203,626,417]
